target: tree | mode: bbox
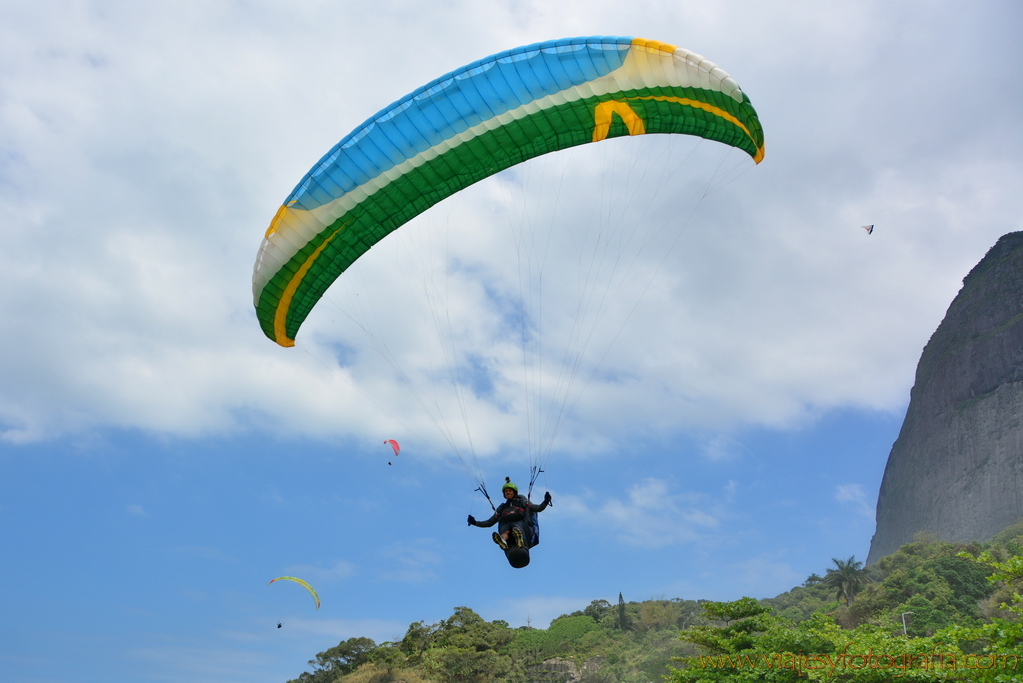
[676,597,775,655]
[668,598,967,682]
[822,555,869,604]
[367,642,406,674]
[941,549,1023,678]
[401,619,440,658]
[436,606,515,652]
[803,572,823,587]
[583,599,612,622]
[395,607,516,683]
[638,600,679,631]
[616,592,631,631]
[306,636,376,679]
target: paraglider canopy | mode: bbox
[268,576,320,610]
[384,439,400,465]
[252,36,765,348]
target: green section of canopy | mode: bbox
[256,83,763,345]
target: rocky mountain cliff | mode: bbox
[867,232,1023,563]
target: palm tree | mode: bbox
[822,556,869,604]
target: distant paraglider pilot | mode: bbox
[468,478,551,554]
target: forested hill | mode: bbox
[287,522,1023,683]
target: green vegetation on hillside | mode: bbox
[669,530,1023,682]
[288,598,707,683]
[287,526,1023,682]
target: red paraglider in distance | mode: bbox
[384,439,400,465]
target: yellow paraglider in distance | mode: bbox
[268,576,320,610]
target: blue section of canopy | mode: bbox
[286,36,634,211]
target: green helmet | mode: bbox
[502,477,518,493]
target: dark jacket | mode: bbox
[473,494,549,531]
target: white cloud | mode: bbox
[835,483,875,519]
[127,503,145,516]
[378,538,442,583]
[561,478,723,548]
[700,435,745,462]
[0,0,1019,465]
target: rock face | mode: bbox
[526,656,605,683]
[867,232,1023,563]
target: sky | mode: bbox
[1,1,1021,682]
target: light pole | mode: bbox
[901,611,913,635]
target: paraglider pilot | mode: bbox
[467,478,551,550]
